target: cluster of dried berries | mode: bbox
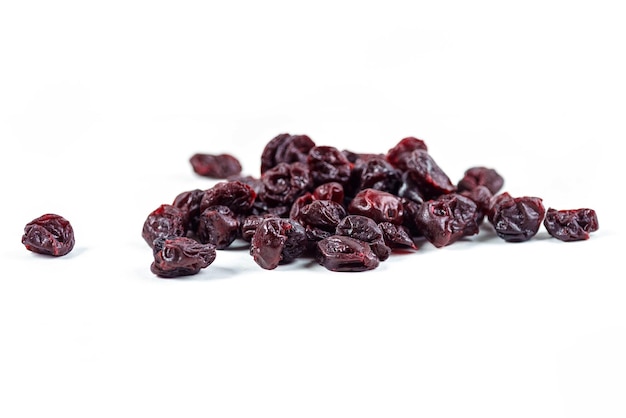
[141,134,599,277]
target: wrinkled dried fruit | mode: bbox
[22,213,75,257]
[316,235,380,272]
[142,204,187,248]
[151,237,216,278]
[415,193,479,248]
[250,218,307,269]
[543,208,599,241]
[348,189,404,224]
[190,153,242,178]
[489,194,545,242]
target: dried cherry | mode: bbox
[543,208,599,242]
[151,237,216,278]
[250,218,307,269]
[190,153,242,178]
[22,213,75,257]
[316,235,380,272]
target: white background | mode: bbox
[1,1,625,417]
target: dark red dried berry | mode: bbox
[386,137,428,171]
[142,204,187,248]
[260,162,312,207]
[348,189,404,225]
[240,213,279,242]
[414,193,479,248]
[190,153,242,178]
[313,182,345,204]
[543,208,599,241]
[200,181,257,215]
[172,189,205,232]
[291,199,347,243]
[307,146,352,187]
[196,205,239,249]
[489,193,545,242]
[404,149,456,200]
[379,222,417,249]
[261,133,316,173]
[349,156,401,196]
[457,166,504,195]
[151,237,216,278]
[250,218,307,270]
[335,215,391,261]
[22,213,75,257]
[316,235,380,272]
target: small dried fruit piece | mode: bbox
[291,199,347,243]
[335,215,391,261]
[151,237,216,278]
[404,149,456,200]
[348,189,404,224]
[415,193,479,248]
[261,133,316,173]
[22,213,75,256]
[196,205,239,249]
[200,181,257,215]
[307,146,352,187]
[250,218,307,269]
[457,166,504,195]
[316,235,379,272]
[543,208,599,241]
[386,137,428,171]
[142,204,187,248]
[489,193,545,242]
[190,153,242,178]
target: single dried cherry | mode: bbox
[414,193,479,248]
[190,153,242,178]
[196,205,239,249]
[261,133,316,173]
[543,208,599,241]
[142,204,187,248]
[22,213,75,257]
[250,218,307,269]
[307,146,352,187]
[489,193,545,242]
[151,237,216,278]
[348,189,404,224]
[316,235,380,272]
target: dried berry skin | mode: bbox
[307,146,353,187]
[348,189,404,225]
[349,156,401,196]
[22,213,75,256]
[379,222,417,249]
[316,235,380,272]
[142,204,187,248]
[457,166,504,195]
[260,162,312,207]
[335,215,391,261]
[190,153,242,178]
[240,213,279,242]
[415,193,479,248]
[151,237,216,278]
[386,137,428,171]
[489,194,545,242]
[196,205,239,249]
[543,208,599,241]
[313,182,345,204]
[261,133,316,173]
[291,199,347,243]
[404,149,456,200]
[172,189,205,232]
[250,218,307,270]
[460,185,493,225]
[200,181,257,215]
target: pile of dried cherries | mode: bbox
[142,134,599,277]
